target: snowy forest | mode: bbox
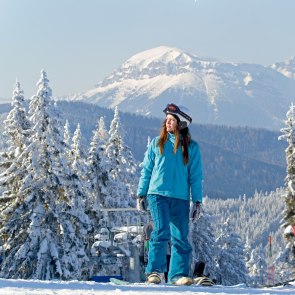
[0,71,295,286]
[0,101,287,200]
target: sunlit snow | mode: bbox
[0,279,294,295]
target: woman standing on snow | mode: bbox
[136,103,203,285]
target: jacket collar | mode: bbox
[168,132,183,143]
[168,132,175,143]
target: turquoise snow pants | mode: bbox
[145,194,192,282]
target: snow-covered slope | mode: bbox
[0,278,294,295]
[271,56,295,79]
[71,46,295,130]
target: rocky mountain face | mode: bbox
[71,46,295,130]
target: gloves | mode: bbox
[136,196,148,211]
[190,201,202,222]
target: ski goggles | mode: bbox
[163,103,192,123]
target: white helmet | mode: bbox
[163,103,192,129]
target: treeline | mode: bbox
[0,71,138,280]
[0,99,287,199]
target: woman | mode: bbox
[137,103,203,285]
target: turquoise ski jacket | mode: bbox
[137,133,203,203]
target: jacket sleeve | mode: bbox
[188,142,203,203]
[137,138,156,196]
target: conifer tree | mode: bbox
[278,103,295,277]
[67,123,91,221]
[70,123,87,179]
[103,107,138,226]
[274,245,294,283]
[0,80,31,223]
[87,117,109,212]
[0,71,90,280]
[63,120,71,162]
[105,107,138,207]
[247,245,267,287]
[216,219,249,285]
[244,236,252,263]
[190,210,219,281]
[64,120,71,146]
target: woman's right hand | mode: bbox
[190,201,202,222]
[136,196,147,211]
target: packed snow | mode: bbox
[0,278,294,295]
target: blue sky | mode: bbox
[0,0,295,101]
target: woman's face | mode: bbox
[166,114,178,133]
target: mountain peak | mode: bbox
[98,46,215,87]
[123,46,195,68]
[75,46,295,130]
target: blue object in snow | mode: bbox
[91,275,123,282]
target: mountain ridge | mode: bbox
[271,56,295,79]
[67,46,295,130]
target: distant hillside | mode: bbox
[0,101,287,199]
[189,124,286,168]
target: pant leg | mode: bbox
[168,198,192,282]
[145,194,170,274]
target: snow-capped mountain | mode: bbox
[271,56,295,79]
[72,46,295,130]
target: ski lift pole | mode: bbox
[268,236,272,258]
[267,235,274,287]
[272,264,275,287]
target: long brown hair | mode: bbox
[157,119,191,165]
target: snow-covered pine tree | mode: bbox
[216,218,249,286]
[97,116,108,142]
[0,81,31,185]
[64,120,71,146]
[0,71,90,280]
[70,123,88,183]
[190,208,220,281]
[278,103,295,277]
[65,122,93,269]
[104,107,137,226]
[0,80,31,232]
[120,143,139,202]
[105,107,138,205]
[62,119,72,163]
[274,244,294,283]
[247,244,267,287]
[244,237,252,264]
[87,117,109,229]
[66,122,93,247]
[206,189,285,260]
